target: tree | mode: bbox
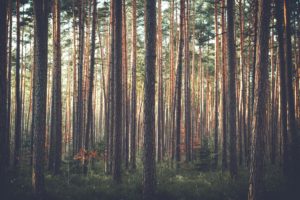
[84,0,97,175]
[284,0,300,185]
[157,0,164,163]
[227,0,238,178]
[76,0,85,155]
[32,0,49,195]
[0,0,9,186]
[49,0,62,175]
[221,0,227,171]
[248,0,271,199]
[113,0,122,183]
[175,0,185,168]
[14,0,22,170]
[143,0,156,198]
[275,0,288,175]
[130,0,137,172]
[184,0,191,162]
[213,0,219,169]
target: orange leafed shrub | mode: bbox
[74,148,98,162]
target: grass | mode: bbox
[2,162,293,200]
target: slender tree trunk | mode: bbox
[239,0,246,166]
[77,0,85,155]
[275,0,288,175]
[213,0,219,169]
[14,0,22,170]
[130,0,137,172]
[184,0,191,163]
[49,0,62,175]
[175,0,185,168]
[143,0,157,198]
[7,0,13,168]
[248,0,271,199]
[84,0,97,175]
[221,0,227,171]
[72,0,78,156]
[0,0,9,186]
[32,0,49,196]
[284,0,300,185]
[113,0,122,183]
[121,0,129,169]
[227,0,238,178]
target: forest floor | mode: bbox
[2,162,293,200]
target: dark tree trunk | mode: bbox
[143,0,157,198]
[213,0,219,169]
[7,0,12,168]
[184,0,191,163]
[14,0,22,170]
[113,0,122,183]
[221,0,227,171]
[284,0,300,185]
[32,0,49,196]
[175,0,185,168]
[77,0,85,155]
[130,0,137,172]
[84,0,97,175]
[275,0,288,175]
[227,0,238,178]
[108,0,115,175]
[248,0,271,199]
[0,0,9,186]
[49,0,62,175]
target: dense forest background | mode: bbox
[0,0,300,199]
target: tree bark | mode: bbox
[32,0,49,196]
[175,0,185,168]
[49,0,62,175]
[143,0,157,198]
[84,0,97,175]
[213,0,219,169]
[14,0,22,170]
[227,0,238,178]
[113,0,122,183]
[248,0,271,199]
[0,0,9,186]
[130,0,137,172]
[221,0,227,171]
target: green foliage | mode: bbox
[3,164,291,200]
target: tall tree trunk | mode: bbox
[121,0,129,169]
[239,0,246,166]
[0,0,9,186]
[221,0,227,171]
[275,0,288,175]
[169,0,175,162]
[108,0,115,175]
[143,0,157,198]
[84,0,97,175]
[113,0,122,183]
[284,0,300,185]
[77,0,85,155]
[32,0,49,196]
[184,0,191,162]
[72,0,78,156]
[227,0,238,178]
[49,0,62,175]
[175,0,185,168]
[213,0,219,169]
[14,0,22,170]
[248,0,271,199]
[130,0,137,172]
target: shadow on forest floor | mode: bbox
[1,163,297,200]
